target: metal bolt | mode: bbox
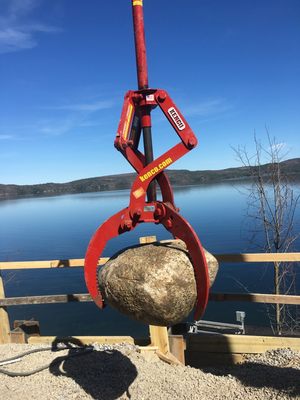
[125,220,132,229]
[155,208,162,216]
[133,94,143,103]
[134,208,142,217]
[121,219,132,230]
[154,208,162,220]
[188,137,196,148]
[165,218,172,229]
[157,92,166,102]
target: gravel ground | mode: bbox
[0,343,299,400]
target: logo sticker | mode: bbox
[139,157,173,182]
[167,107,185,131]
[146,94,154,101]
[133,187,145,199]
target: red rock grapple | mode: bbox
[84,0,210,320]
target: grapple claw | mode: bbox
[85,201,209,319]
[84,0,210,321]
[85,208,131,309]
[160,204,210,319]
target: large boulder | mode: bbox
[98,240,219,326]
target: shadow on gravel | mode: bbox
[186,333,300,397]
[203,363,300,397]
[49,341,137,400]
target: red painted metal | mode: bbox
[132,0,149,89]
[84,0,210,321]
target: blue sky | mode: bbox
[1,0,299,184]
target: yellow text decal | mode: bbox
[122,103,133,140]
[139,157,173,182]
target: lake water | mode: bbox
[0,182,299,337]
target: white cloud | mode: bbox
[0,0,61,54]
[0,134,15,140]
[51,100,114,112]
[36,99,115,136]
[8,0,38,16]
[184,98,233,118]
[0,97,115,139]
[0,28,35,52]
[38,119,74,136]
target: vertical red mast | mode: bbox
[132,0,148,89]
[131,0,156,200]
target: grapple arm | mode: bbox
[84,0,210,322]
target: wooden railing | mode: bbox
[0,252,300,345]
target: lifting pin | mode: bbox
[157,92,166,102]
[165,218,173,229]
[188,137,196,148]
[121,220,132,230]
[134,208,142,217]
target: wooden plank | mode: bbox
[2,291,299,307]
[187,334,300,354]
[0,274,10,344]
[1,252,299,270]
[169,335,185,364]
[215,252,300,263]
[142,234,180,363]
[149,326,170,355]
[139,236,157,244]
[142,234,169,358]
[138,345,159,352]
[0,293,92,306]
[0,258,109,270]
[138,346,159,362]
[10,330,26,344]
[209,292,300,305]
[156,350,182,365]
[28,335,134,345]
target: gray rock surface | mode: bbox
[0,344,298,400]
[98,240,219,326]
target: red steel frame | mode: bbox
[84,0,210,321]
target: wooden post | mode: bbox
[169,335,185,364]
[0,272,11,344]
[139,236,181,363]
[149,325,170,354]
[139,235,157,244]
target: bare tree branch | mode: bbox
[233,133,299,335]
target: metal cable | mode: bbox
[0,346,53,365]
[0,346,93,377]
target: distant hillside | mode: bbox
[1,158,300,200]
